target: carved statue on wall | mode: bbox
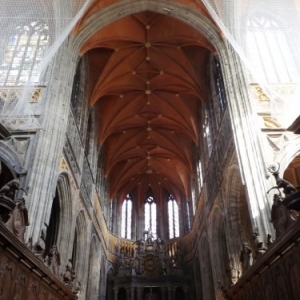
[240,242,253,274]
[155,237,164,252]
[144,229,154,243]
[267,163,296,197]
[5,198,29,242]
[63,259,76,287]
[44,245,61,277]
[270,194,295,238]
[135,239,145,253]
[226,258,239,285]
[253,229,266,260]
[145,288,157,300]
[32,227,47,260]
[0,178,26,200]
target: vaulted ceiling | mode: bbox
[80,11,216,204]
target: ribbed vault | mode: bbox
[81,12,216,203]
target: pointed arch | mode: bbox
[198,235,215,300]
[86,236,101,300]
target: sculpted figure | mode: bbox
[156,237,164,251]
[0,178,26,199]
[144,229,154,243]
[253,230,266,259]
[63,259,76,285]
[135,239,144,252]
[240,242,253,274]
[267,163,296,197]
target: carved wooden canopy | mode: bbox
[78,9,217,204]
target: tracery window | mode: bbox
[144,196,157,239]
[0,21,49,86]
[186,202,191,232]
[197,160,203,191]
[214,59,227,112]
[168,194,180,239]
[204,109,212,157]
[121,194,132,239]
[246,15,296,83]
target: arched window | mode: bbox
[246,14,297,83]
[0,21,49,86]
[85,113,92,157]
[214,58,227,112]
[203,109,212,157]
[186,201,191,231]
[197,159,203,191]
[168,194,180,239]
[144,196,157,239]
[45,190,60,255]
[121,194,132,239]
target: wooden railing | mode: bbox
[0,222,76,300]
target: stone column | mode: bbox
[113,287,118,300]
[172,287,176,300]
[220,43,274,239]
[167,286,172,300]
[131,286,135,300]
[137,287,143,300]
[24,42,79,248]
[161,287,166,300]
[126,287,130,299]
[183,286,189,300]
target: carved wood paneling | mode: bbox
[227,219,300,300]
[0,223,76,300]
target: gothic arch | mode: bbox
[72,1,223,56]
[224,164,253,273]
[106,267,116,300]
[73,210,89,286]
[209,205,230,289]
[52,172,73,265]
[0,141,25,175]
[84,107,97,173]
[198,235,215,300]
[99,254,107,299]
[274,135,300,177]
[193,256,203,299]
[86,236,101,300]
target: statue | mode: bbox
[266,233,273,248]
[253,230,266,260]
[32,227,46,260]
[0,178,26,200]
[240,242,253,274]
[44,245,61,276]
[144,229,154,243]
[267,163,296,197]
[173,247,183,267]
[226,258,239,285]
[135,239,144,253]
[119,248,126,267]
[5,198,29,242]
[63,259,76,287]
[155,237,164,252]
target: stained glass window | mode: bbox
[168,194,179,239]
[144,196,157,239]
[0,21,49,86]
[121,194,132,239]
[204,109,212,157]
[246,15,296,83]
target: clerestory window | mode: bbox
[246,14,297,83]
[121,194,132,239]
[0,21,49,86]
[168,194,180,239]
[204,109,212,157]
[144,196,157,239]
